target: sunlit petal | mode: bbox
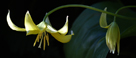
[7,10,26,31]
[25,11,40,35]
[46,16,69,34]
[51,30,74,43]
[99,7,109,28]
[58,16,68,35]
[37,21,46,31]
[44,15,58,33]
[46,25,58,33]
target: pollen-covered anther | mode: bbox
[38,32,46,49]
[33,33,42,46]
[46,33,49,46]
[38,33,43,48]
[33,32,45,49]
[33,31,50,50]
[42,32,50,50]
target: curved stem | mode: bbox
[114,6,136,21]
[44,4,136,22]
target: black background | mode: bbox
[1,0,136,58]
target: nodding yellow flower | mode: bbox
[7,10,74,50]
[99,7,120,55]
[106,22,120,55]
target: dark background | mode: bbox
[0,0,136,58]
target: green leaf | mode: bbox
[121,24,136,38]
[64,1,136,58]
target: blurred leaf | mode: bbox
[64,1,136,58]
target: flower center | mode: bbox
[33,31,49,50]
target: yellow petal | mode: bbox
[58,16,68,35]
[37,21,46,31]
[46,16,69,34]
[106,22,120,54]
[51,30,74,43]
[46,24,58,33]
[99,7,109,28]
[7,10,26,31]
[44,16,58,33]
[25,11,40,35]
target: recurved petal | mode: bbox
[25,11,40,35]
[58,16,69,35]
[37,21,46,31]
[99,7,109,28]
[7,10,26,31]
[51,30,74,43]
[46,16,69,35]
[46,24,58,33]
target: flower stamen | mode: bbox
[46,33,49,46]
[43,34,46,50]
[33,33,42,46]
[38,33,44,48]
[33,31,50,50]
[43,32,46,50]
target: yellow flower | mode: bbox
[7,10,74,50]
[99,7,120,55]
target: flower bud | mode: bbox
[106,22,120,55]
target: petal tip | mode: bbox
[71,30,74,35]
[8,9,10,12]
[112,50,115,54]
[99,7,108,28]
[67,15,69,18]
[104,7,107,10]
[26,10,30,14]
[6,10,26,31]
[66,15,69,22]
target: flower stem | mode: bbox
[43,4,136,22]
[114,6,136,22]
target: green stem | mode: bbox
[44,4,136,22]
[114,6,136,21]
